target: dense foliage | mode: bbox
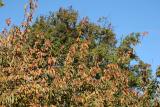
[0,1,160,106]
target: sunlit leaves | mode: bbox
[0,5,159,106]
[5,18,11,26]
[156,66,160,77]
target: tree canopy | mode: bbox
[0,1,160,107]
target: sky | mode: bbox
[0,0,160,73]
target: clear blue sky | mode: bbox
[0,0,160,73]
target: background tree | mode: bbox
[0,0,4,7]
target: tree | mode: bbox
[0,0,4,7]
[0,4,159,107]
